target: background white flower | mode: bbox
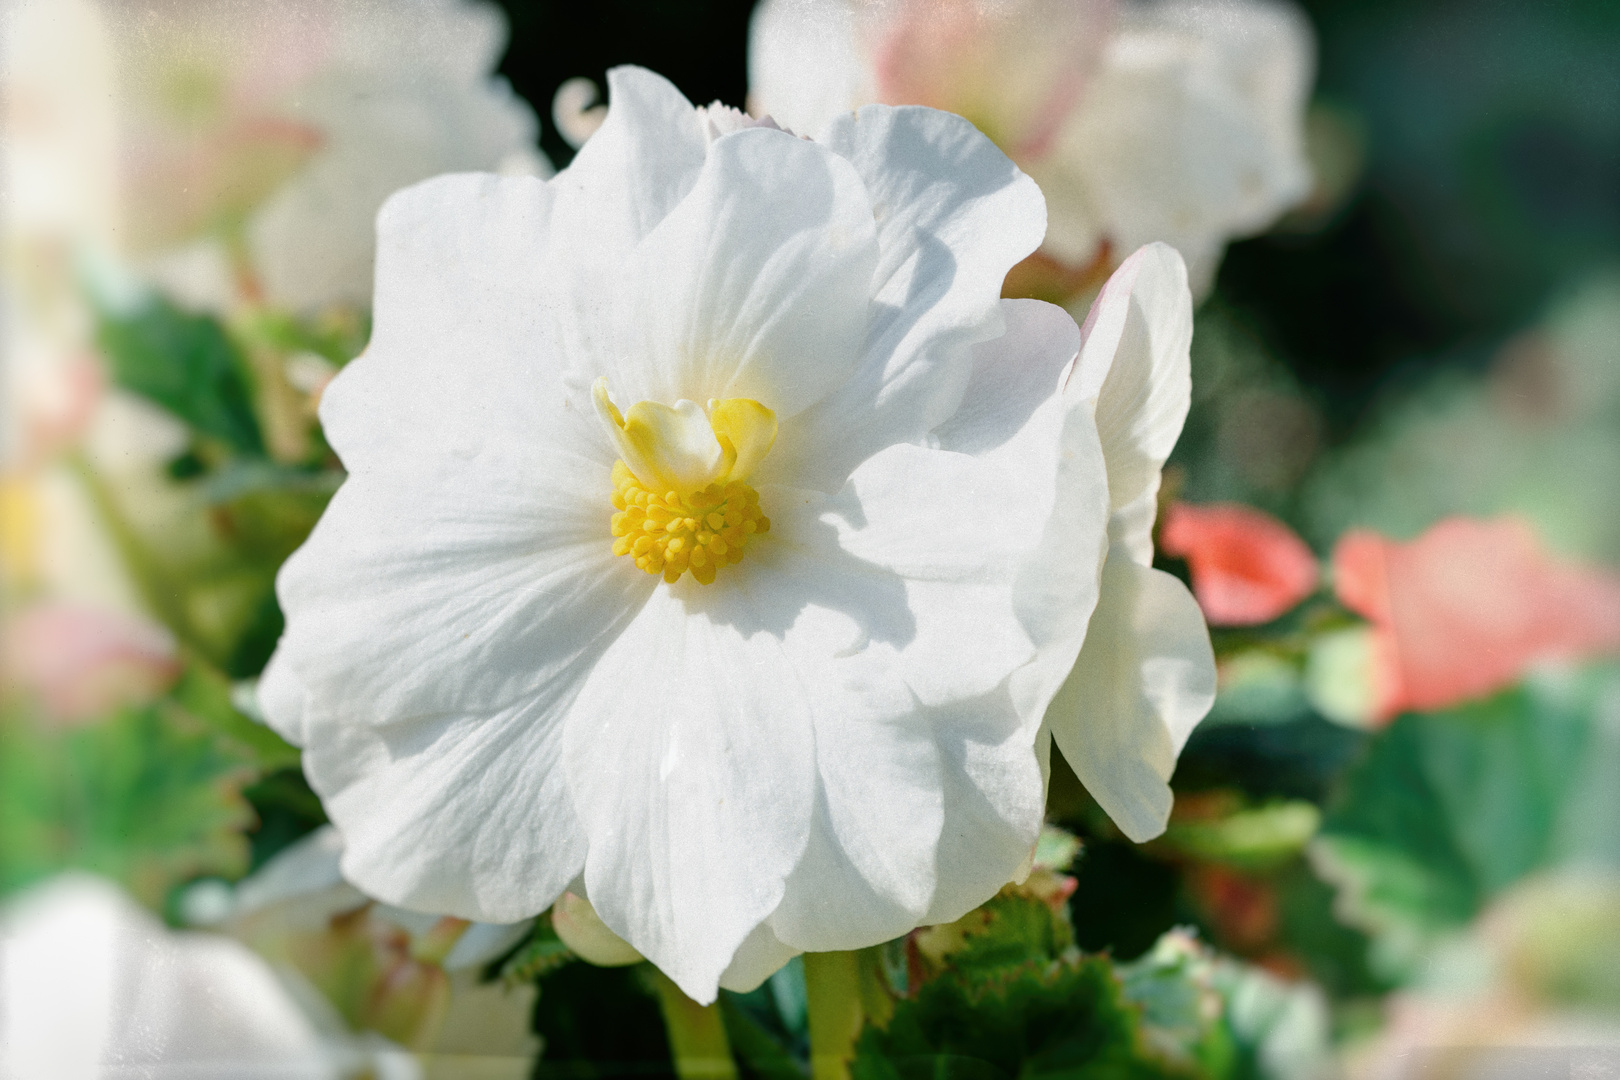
[749,0,1314,299]
[119,0,547,313]
[261,66,1117,1002]
[0,874,404,1079]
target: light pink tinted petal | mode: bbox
[1068,242,1193,563]
[1049,551,1216,842]
[301,688,587,925]
[610,127,878,419]
[1036,0,1312,292]
[774,105,1046,491]
[747,0,870,140]
[565,585,816,1003]
[868,0,1112,160]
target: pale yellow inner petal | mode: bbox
[593,378,776,586]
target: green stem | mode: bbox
[65,452,191,640]
[804,952,864,1080]
[650,968,739,1080]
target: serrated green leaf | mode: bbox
[0,700,256,907]
[96,295,264,455]
[169,659,299,770]
[1312,664,1620,977]
[853,954,1187,1080]
[912,888,1077,993]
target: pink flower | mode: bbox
[750,0,1315,300]
[1332,517,1620,721]
[1160,502,1319,626]
[1,604,180,724]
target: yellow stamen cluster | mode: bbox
[610,461,770,585]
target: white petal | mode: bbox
[303,686,588,924]
[329,171,581,476]
[1048,552,1216,843]
[1068,242,1193,563]
[565,585,817,1003]
[719,921,800,994]
[768,713,946,952]
[257,644,309,748]
[921,688,1051,924]
[777,105,1047,491]
[610,126,878,419]
[547,68,706,312]
[273,452,646,731]
[765,302,1109,948]
[747,0,870,138]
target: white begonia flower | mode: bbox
[0,874,405,1080]
[749,0,1314,297]
[121,0,546,313]
[260,65,1119,1002]
[1047,243,1217,842]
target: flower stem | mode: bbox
[650,968,738,1080]
[804,951,864,1080]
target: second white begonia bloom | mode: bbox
[122,0,545,313]
[1048,243,1217,842]
[262,66,1115,1001]
[749,0,1314,298]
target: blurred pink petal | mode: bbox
[1333,517,1620,722]
[1160,501,1319,626]
[2,603,180,724]
[869,0,1113,159]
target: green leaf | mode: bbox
[1159,800,1321,870]
[1119,930,1335,1080]
[0,700,256,907]
[1117,933,1237,1079]
[853,954,1187,1080]
[720,996,810,1080]
[496,911,576,987]
[1312,664,1620,977]
[96,294,265,455]
[169,659,300,770]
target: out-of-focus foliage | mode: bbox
[95,295,265,458]
[0,691,257,908]
[1313,664,1620,979]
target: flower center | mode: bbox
[593,379,775,586]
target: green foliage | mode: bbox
[1312,665,1620,977]
[96,295,265,456]
[929,892,1074,977]
[0,699,257,908]
[496,910,576,987]
[856,885,1196,1080]
[169,660,299,771]
[532,961,675,1080]
[854,956,1185,1080]
[1158,801,1320,871]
